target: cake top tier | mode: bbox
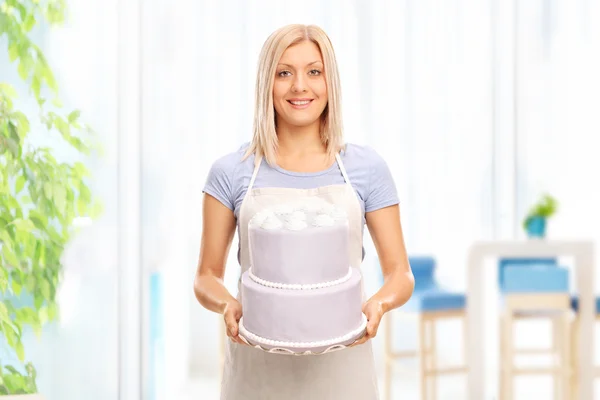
[249,198,348,232]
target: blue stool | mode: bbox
[498,259,572,400]
[383,256,467,400]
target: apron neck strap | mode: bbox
[248,151,351,192]
[248,155,262,193]
[335,152,352,185]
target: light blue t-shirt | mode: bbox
[202,142,399,262]
[203,142,399,222]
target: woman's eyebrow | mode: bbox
[277,60,324,68]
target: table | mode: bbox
[467,240,595,399]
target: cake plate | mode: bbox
[237,314,368,356]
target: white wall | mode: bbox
[7,0,599,398]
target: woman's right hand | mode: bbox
[224,299,247,345]
[194,194,247,345]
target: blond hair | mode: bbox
[244,24,344,166]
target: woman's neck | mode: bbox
[274,120,334,172]
[276,120,325,157]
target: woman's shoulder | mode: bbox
[203,142,255,209]
[209,142,255,176]
[341,142,388,167]
[341,143,398,210]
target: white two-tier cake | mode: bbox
[238,198,367,355]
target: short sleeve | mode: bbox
[202,155,235,211]
[365,150,399,212]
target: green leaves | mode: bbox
[1,0,98,393]
[0,361,38,395]
[0,83,17,99]
[2,245,19,268]
[23,14,36,33]
[522,194,559,229]
[68,109,80,124]
[15,174,25,194]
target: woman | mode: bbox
[194,24,414,400]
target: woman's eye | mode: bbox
[278,71,291,77]
[309,69,322,76]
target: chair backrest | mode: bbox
[498,257,557,291]
[408,256,437,291]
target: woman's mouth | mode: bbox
[287,99,313,109]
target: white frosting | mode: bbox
[249,210,274,227]
[248,267,353,290]
[287,210,307,221]
[285,218,308,231]
[295,198,326,213]
[251,201,349,231]
[261,214,283,230]
[329,207,347,221]
[272,204,295,215]
[319,203,336,215]
[238,314,367,349]
[313,214,335,227]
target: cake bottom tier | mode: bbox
[240,267,364,344]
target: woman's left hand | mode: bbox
[351,300,385,346]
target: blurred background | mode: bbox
[1,0,600,399]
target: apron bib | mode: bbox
[220,153,380,400]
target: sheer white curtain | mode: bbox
[26,0,600,398]
[514,0,600,243]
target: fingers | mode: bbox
[224,314,249,346]
[363,303,382,339]
[350,310,382,347]
[223,300,249,346]
[225,324,247,346]
[224,308,240,334]
[366,320,379,338]
[229,335,247,345]
[227,322,239,338]
[350,333,370,347]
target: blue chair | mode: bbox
[569,295,600,399]
[383,256,467,400]
[497,258,572,400]
[498,258,558,292]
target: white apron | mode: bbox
[220,152,380,400]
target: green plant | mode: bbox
[0,363,37,395]
[522,193,558,229]
[1,0,101,394]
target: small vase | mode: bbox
[526,216,546,238]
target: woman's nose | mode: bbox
[291,75,307,93]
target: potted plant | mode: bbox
[1,1,100,397]
[522,193,558,238]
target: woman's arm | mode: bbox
[353,204,414,345]
[193,193,246,344]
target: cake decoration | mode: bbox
[249,210,274,227]
[329,207,347,221]
[285,218,308,231]
[319,203,336,215]
[261,214,284,230]
[238,314,367,350]
[273,204,295,215]
[286,210,307,221]
[248,266,353,290]
[313,214,335,227]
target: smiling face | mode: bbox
[272,40,328,131]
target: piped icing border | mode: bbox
[248,267,353,290]
[238,314,368,349]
